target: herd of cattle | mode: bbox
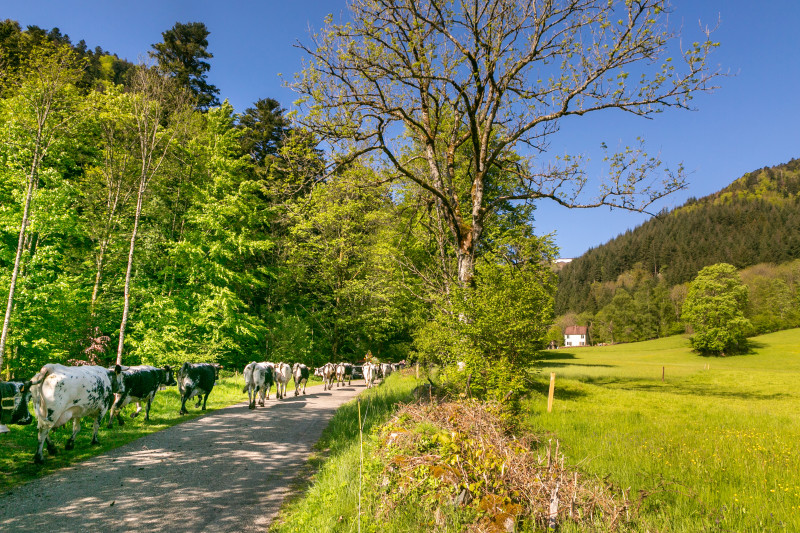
[0,360,401,464]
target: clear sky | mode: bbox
[1,0,798,258]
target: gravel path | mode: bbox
[0,382,364,532]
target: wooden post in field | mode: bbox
[547,372,556,413]
[662,366,665,382]
[415,362,419,379]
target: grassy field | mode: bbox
[523,329,800,532]
[0,373,252,492]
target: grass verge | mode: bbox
[270,372,420,533]
[523,329,800,532]
[1,374,246,492]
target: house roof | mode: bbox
[564,325,588,335]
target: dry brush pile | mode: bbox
[373,398,636,532]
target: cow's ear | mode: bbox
[164,365,171,371]
[114,364,122,374]
[22,381,32,393]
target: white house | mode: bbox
[563,325,589,347]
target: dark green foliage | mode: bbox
[557,159,800,316]
[150,21,220,109]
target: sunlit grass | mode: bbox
[523,329,800,532]
[0,374,247,492]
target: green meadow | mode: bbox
[524,329,800,532]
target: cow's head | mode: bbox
[0,380,33,426]
[163,365,177,386]
[212,364,222,381]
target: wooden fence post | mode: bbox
[547,372,556,413]
[662,366,665,382]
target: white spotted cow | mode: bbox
[29,364,123,464]
[292,363,309,396]
[379,363,393,380]
[363,362,377,389]
[242,362,274,409]
[317,363,336,391]
[273,362,292,399]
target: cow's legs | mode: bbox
[90,416,101,445]
[258,387,266,406]
[130,400,144,419]
[179,393,189,415]
[109,393,126,428]
[65,418,81,450]
[248,386,255,409]
[201,392,210,410]
[34,424,53,464]
[143,398,153,421]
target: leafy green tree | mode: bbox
[295,0,720,287]
[0,41,84,373]
[682,263,751,355]
[415,232,557,402]
[150,21,219,109]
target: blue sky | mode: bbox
[1,0,798,258]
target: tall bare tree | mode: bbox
[295,0,721,286]
[0,43,83,371]
[115,65,190,365]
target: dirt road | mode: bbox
[0,382,364,532]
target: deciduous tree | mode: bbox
[682,263,750,355]
[295,0,720,287]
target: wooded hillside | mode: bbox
[557,158,800,315]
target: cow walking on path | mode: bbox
[109,365,176,427]
[177,363,220,415]
[29,364,123,464]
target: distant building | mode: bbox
[564,325,589,347]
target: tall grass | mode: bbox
[0,375,245,492]
[271,373,420,533]
[523,329,800,532]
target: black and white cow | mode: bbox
[0,380,33,433]
[108,365,176,427]
[29,364,123,464]
[316,363,336,391]
[335,363,353,387]
[177,362,221,415]
[292,363,309,396]
[242,361,274,408]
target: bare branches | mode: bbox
[294,0,721,284]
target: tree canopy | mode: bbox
[294,0,720,286]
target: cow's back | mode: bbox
[32,364,115,425]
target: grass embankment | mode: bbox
[524,329,800,532]
[271,372,420,533]
[1,374,248,492]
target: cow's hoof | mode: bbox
[65,440,75,451]
[118,419,125,427]
[179,410,187,415]
[46,442,57,455]
[91,438,99,445]
[33,454,44,465]
[249,404,255,410]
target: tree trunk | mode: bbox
[116,177,145,366]
[0,157,39,367]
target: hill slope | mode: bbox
[557,158,800,314]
